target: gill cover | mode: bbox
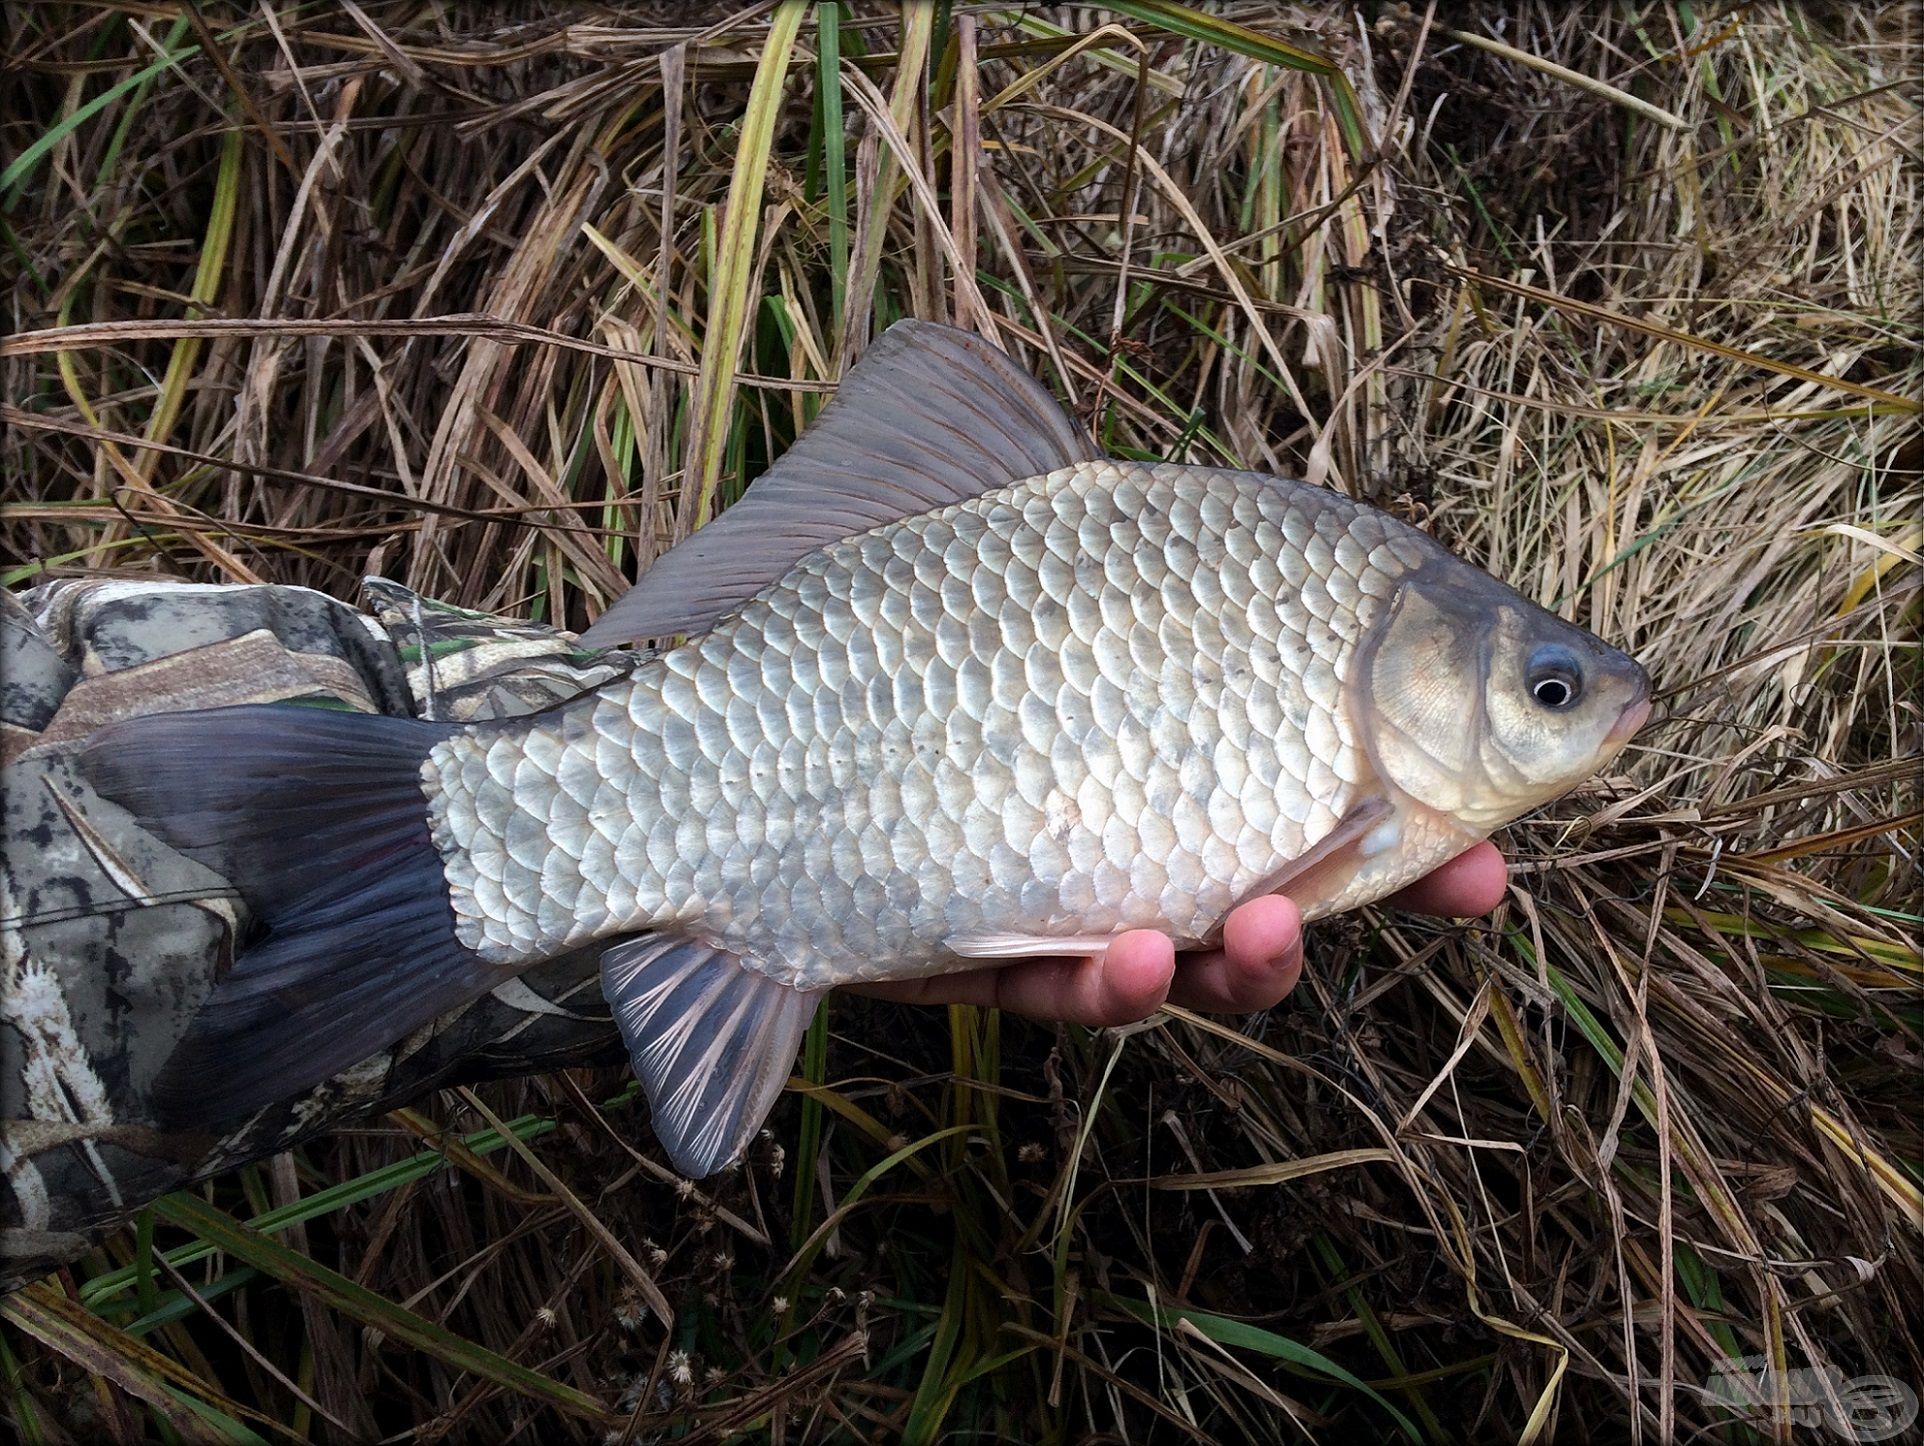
[1361,562,1649,831]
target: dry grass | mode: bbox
[3,2,1920,1441]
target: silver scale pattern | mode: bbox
[424,461,1438,988]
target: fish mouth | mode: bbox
[1605,686,1652,750]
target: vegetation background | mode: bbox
[3,2,1918,1441]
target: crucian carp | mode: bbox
[84,321,1649,1178]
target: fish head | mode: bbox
[1358,561,1650,833]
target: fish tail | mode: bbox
[81,704,500,1131]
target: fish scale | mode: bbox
[423,459,1437,987]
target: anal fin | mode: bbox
[600,937,825,1178]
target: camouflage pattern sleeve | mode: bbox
[1,577,644,1292]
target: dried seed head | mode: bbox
[613,1284,649,1332]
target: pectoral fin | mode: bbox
[1206,797,1398,942]
[600,937,825,1178]
[946,932,1122,961]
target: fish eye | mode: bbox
[1526,645,1583,710]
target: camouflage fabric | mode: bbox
[1,578,645,1291]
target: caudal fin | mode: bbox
[81,705,503,1130]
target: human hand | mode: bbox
[855,841,1508,1026]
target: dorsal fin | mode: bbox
[579,320,1100,647]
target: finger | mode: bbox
[1166,893,1304,1013]
[991,931,1175,1024]
[852,930,1175,1027]
[1387,841,1508,918]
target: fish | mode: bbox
[80,320,1650,1178]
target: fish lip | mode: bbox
[1606,680,1652,750]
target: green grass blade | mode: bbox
[791,1004,832,1254]
[149,1194,609,1422]
[81,1111,560,1309]
[1106,1293,1424,1442]
[95,16,194,189]
[1,1284,275,1442]
[0,43,202,197]
[817,3,850,336]
[902,1237,971,1446]
[0,1331,54,1446]
[683,0,809,533]
[1098,0,1371,158]
[137,128,243,471]
[167,1388,272,1445]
